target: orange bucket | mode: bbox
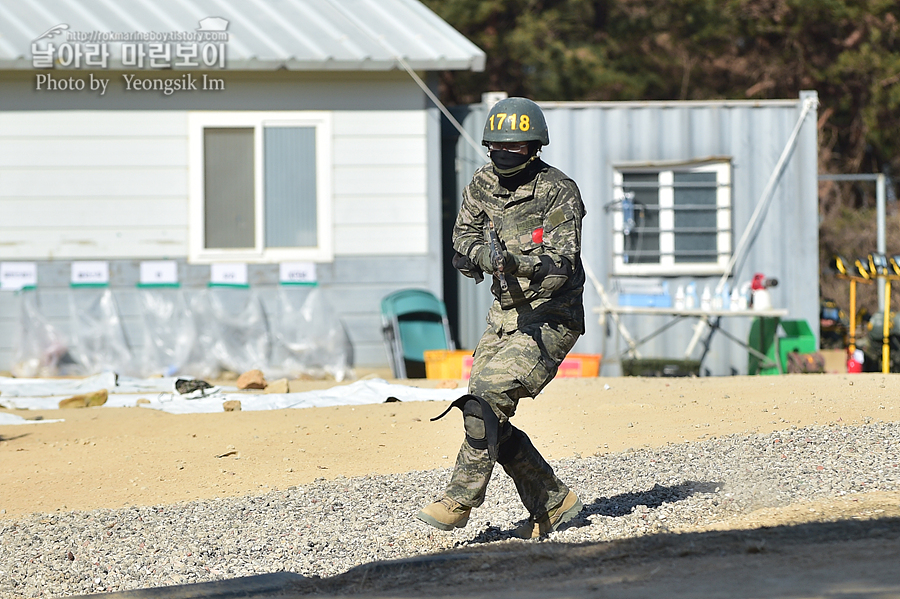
[424,350,601,379]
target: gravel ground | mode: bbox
[2,421,899,598]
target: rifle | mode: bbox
[487,219,508,292]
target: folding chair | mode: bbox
[381,289,454,378]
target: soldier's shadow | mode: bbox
[467,480,723,543]
[581,480,723,519]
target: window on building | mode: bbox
[189,112,333,263]
[611,160,732,276]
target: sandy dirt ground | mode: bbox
[3,370,900,598]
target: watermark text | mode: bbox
[34,73,226,96]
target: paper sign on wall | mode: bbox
[71,261,109,286]
[210,263,248,286]
[0,262,37,290]
[140,261,179,285]
[279,262,317,284]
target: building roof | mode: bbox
[0,0,485,71]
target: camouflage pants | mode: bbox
[444,321,579,518]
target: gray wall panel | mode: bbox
[354,344,389,369]
[341,314,386,344]
[23,290,69,319]
[0,321,16,342]
[0,292,19,325]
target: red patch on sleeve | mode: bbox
[532,227,544,244]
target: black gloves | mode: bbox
[452,251,484,283]
[533,255,572,292]
[473,245,519,277]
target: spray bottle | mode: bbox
[751,273,778,311]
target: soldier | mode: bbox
[417,97,586,538]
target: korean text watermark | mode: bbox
[31,18,230,71]
[31,18,230,97]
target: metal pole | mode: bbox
[877,173,886,311]
[849,279,857,353]
[883,278,891,374]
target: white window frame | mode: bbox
[188,111,333,263]
[612,159,732,276]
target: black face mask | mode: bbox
[490,149,532,176]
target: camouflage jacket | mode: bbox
[452,160,586,334]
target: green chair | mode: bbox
[381,289,454,378]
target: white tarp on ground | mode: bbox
[0,372,118,397]
[0,413,64,425]
[0,376,462,415]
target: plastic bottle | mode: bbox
[700,285,712,310]
[719,282,730,311]
[738,282,751,310]
[712,288,723,310]
[730,288,741,311]
[674,285,686,309]
[685,282,698,309]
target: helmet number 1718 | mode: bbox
[490,113,531,132]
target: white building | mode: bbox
[0,0,484,372]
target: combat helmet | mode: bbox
[482,97,549,147]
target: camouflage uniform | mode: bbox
[444,158,586,519]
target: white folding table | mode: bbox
[593,305,789,372]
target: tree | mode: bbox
[424,0,900,319]
[424,0,900,178]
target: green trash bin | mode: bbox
[748,318,817,375]
[776,319,818,372]
[748,316,782,375]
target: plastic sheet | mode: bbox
[199,287,271,375]
[177,292,223,380]
[68,288,134,376]
[137,287,199,377]
[11,289,74,377]
[9,285,355,381]
[269,286,354,381]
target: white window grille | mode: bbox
[611,160,732,276]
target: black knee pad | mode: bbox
[430,394,502,461]
[462,398,487,449]
[496,425,526,465]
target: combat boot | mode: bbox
[514,490,582,539]
[416,496,471,531]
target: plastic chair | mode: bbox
[381,289,454,378]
